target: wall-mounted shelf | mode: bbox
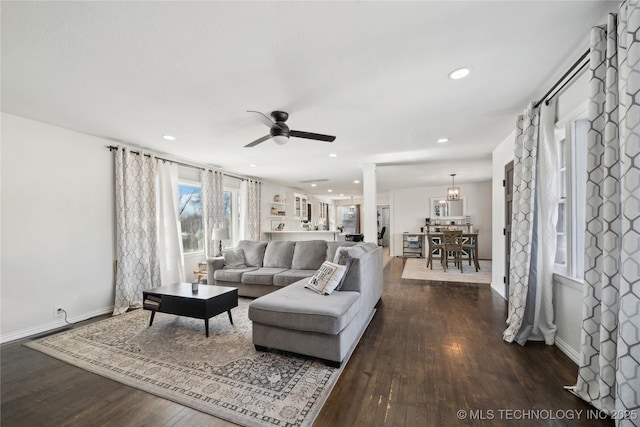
[269,202,287,217]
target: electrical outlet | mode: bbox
[54,306,64,318]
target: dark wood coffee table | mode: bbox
[143,284,238,337]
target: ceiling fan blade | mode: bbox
[244,134,271,148]
[290,130,336,142]
[247,110,281,129]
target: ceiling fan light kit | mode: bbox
[245,110,336,148]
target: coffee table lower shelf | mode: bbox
[143,284,238,337]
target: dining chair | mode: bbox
[377,226,386,245]
[462,235,479,272]
[426,234,444,270]
[442,230,463,272]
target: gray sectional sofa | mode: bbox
[207,239,384,367]
[207,239,359,298]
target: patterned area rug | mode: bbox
[25,298,347,427]
[401,258,492,284]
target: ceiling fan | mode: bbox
[245,110,336,148]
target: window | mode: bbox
[555,134,567,266]
[178,184,204,253]
[555,116,588,279]
[223,189,239,246]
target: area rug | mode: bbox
[25,298,348,427]
[401,258,492,284]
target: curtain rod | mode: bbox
[533,48,590,109]
[106,145,247,181]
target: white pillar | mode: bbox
[362,163,377,243]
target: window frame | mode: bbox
[223,187,240,247]
[553,113,588,280]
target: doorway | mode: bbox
[377,205,390,247]
[504,160,514,298]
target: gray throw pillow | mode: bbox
[222,248,247,269]
[331,245,366,290]
[333,245,366,265]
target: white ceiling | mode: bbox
[1,1,618,198]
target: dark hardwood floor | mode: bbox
[2,257,612,426]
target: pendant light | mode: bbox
[447,173,460,201]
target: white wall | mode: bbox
[1,113,115,342]
[389,181,492,258]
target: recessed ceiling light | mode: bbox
[311,183,317,187]
[448,67,471,80]
[248,164,257,168]
[163,135,176,141]
[437,138,449,143]
[328,189,333,193]
[329,153,338,158]
[354,180,360,184]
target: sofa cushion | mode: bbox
[273,270,316,287]
[241,267,287,285]
[222,248,247,269]
[237,240,268,267]
[263,241,295,268]
[291,240,328,270]
[248,281,361,335]
[214,266,258,282]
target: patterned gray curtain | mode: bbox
[246,179,262,241]
[240,179,262,241]
[113,146,161,315]
[568,3,640,423]
[503,100,558,346]
[201,168,224,258]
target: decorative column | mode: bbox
[362,164,377,243]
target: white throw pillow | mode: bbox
[222,248,247,269]
[305,261,347,295]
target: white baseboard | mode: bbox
[1,305,114,344]
[555,336,580,365]
[491,282,506,299]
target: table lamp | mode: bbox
[212,228,229,256]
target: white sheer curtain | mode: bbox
[113,146,161,315]
[201,169,224,257]
[156,161,185,285]
[503,100,558,345]
[568,4,640,423]
[239,179,262,241]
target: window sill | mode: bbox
[184,251,205,258]
[553,272,583,291]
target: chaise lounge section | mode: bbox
[248,242,383,367]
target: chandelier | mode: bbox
[447,173,460,201]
